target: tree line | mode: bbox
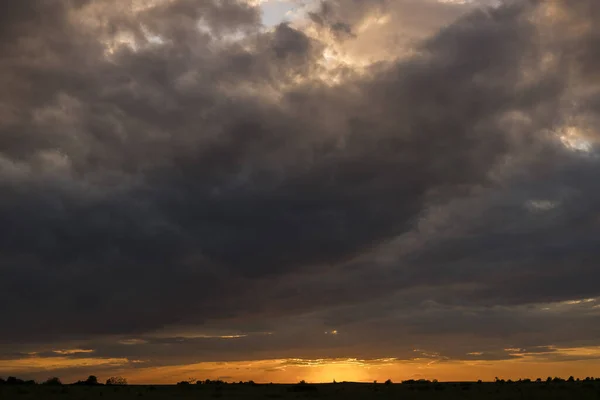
[493,376,600,384]
[0,375,127,386]
[2,375,600,386]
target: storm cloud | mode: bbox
[1,0,600,378]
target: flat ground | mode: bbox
[2,382,600,399]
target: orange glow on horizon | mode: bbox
[4,350,600,385]
[106,357,600,384]
[0,356,131,373]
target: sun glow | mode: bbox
[304,361,372,383]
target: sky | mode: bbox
[1,0,600,385]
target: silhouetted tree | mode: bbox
[202,379,225,385]
[7,377,25,385]
[567,376,575,382]
[44,377,62,386]
[106,376,127,385]
[177,381,190,386]
[536,378,542,383]
[402,379,431,385]
[385,379,393,385]
[72,375,102,386]
[0,377,5,385]
[546,377,552,383]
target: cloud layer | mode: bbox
[1,0,600,379]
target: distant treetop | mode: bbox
[44,377,62,386]
[106,376,128,386]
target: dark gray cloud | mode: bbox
[1,0,600,373]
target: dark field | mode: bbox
[3,382,600,400]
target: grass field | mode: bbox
[2,381,600,400]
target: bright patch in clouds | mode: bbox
[526,200,560,212]
[257,0,299,26]
[560,127,593,153]
[53,349,95,355]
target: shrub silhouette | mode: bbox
[0,378,5,385]
[402,379,431,385]
[7,377,25,385]
[73,375,102,386]
[384,379,393,385]
[106,376,128,385]
[44,377,62,386]
[202,379,226,385]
